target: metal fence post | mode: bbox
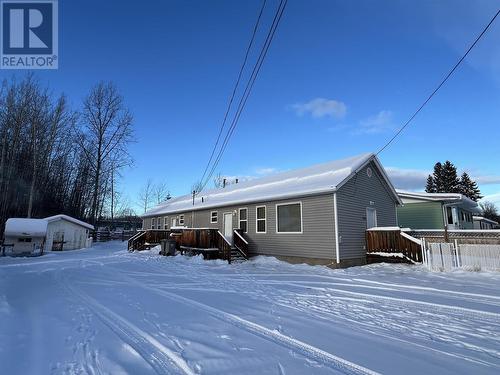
[454,239,460,268]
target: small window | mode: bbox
[256,206,266,233]
[157,217,162,229]
[239,208,248,233]
[179,215,185,226]
[164,217,168,230]
[276,203,302,233]
[210,211,218,223]
[171,218,176,227]
[151,218,156,229]
[447,207,453,225]
[18,238,32,242]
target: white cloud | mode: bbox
[385,167,430,190]
[292,98,347,119]
[356,110,394,134]
[480,193,500,207]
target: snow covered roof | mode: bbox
[143,153,400,217]
[4,218,48,237]
[45,214,94,230]
[396,190,479,211]
[473,216,499,225]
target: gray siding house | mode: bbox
[142,153,401,266]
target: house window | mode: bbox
[276,202,302,233]
[447,207,453,225]
[18,238,32,242]
[239,208,248,233]
[179,215,185,226]
[151,218,155,229]
[256,206,266,233]
[171,218,176,227]
[366,207,378,229]
[210,211,218,224]
[157,217,162,229]
[164,217,168,229]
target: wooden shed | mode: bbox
[45,215,94,251]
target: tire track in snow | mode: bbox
[62,282,195,375]
[127,279,380,375]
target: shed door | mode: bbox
[223,213,233,244]
[366,208,377,229]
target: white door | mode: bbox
[224,213,233,244]
[366,207,377,229]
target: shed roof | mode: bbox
[45,214,94,230]
[396,190,480,211]
[473,216,499,225]
[4,218,48,237]
[143,153,400,217]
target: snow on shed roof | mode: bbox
[45,214,94,230]
[4,218,48,237]
[143,153,399,217]
[396,190,479,211]
[473,216,499,225]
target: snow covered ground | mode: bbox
[1,242,499,375]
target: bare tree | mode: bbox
[153,181,169,205]
[78,82,133,224]
[138,178,154,213]
[480,201,499,222]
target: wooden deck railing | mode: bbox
[366,228,422,263]
[127,230,171,251]
[233,229,249,259]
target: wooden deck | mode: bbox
[366,228,423,263]
[127,228,249,263]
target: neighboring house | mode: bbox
[45,215,94,251]
[473,216,499,230]
[141,153,402,266]
[3,218,48,255]
[396,190,480,230]
[2,214,93,255]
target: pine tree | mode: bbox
[440,161,460,193]
[425,175,436,193]
[459,172,482,201]
[432,162,444,192]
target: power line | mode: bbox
[200,0,288,192]
[198,0,268,185]
[376,9,499,155]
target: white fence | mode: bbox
[424,241,500,271]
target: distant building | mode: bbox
[473,216,499,230]
[2,214,94,255]
[396,190,480,230]
[3,218,47,255]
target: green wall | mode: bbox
[397,202,444,229]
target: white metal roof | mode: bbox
[45,214,94,230]
[473,216,499,225]
[143,153,401,217]
[396,190,480,211]
[4,218,48,237]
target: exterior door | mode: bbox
[366,207,377,229]
[223,213,233,244]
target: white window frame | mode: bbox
[171,218,176,227]
[210,211,218,224]
[151,218,155,229]
[179,214,185,226]
[256,205,267,234]
[366,207,378,229]
[239,207,248,233]
[275,201,303,234]
[157,217,162,229]
[164,216,168,230]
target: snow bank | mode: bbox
[4,218,48,237]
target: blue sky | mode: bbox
[7,0,500,212]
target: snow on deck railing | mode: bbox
[366,226,401,231]
[400,231,422,245]
[233,230,248,245]
[410,229,500,233]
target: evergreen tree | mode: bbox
[459,172,482,201]
[425,175,436,193]
[432,162,444,192]
[440,161,460,193]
